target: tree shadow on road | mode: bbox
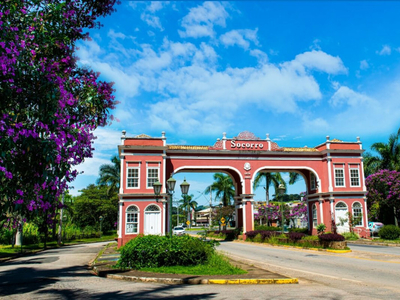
[0,261,217,299]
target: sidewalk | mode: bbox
[90,243,298,285]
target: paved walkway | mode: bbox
[91,243,298,285]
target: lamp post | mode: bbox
[218,201,223,231]
[166,176,176,236]
[278,184,286,233]
[153,177,190,236]
[180,178,190,228]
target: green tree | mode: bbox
[205,173,236,207]
[72,184,118,232]
[97,155,120,196]
[179,194,198,225]
[253,172,285,204]
[364,129,400,175]
[0,0,118,228]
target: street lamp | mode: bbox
[180,178,190,228]
[278,184,286,233]
[166,175,176,236]
[153,177,190,236]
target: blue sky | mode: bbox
[72,1,400,206]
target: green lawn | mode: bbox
[138,252,247,275]
[0,233,117,261]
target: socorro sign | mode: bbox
[230,140,265,149]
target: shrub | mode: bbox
[0,227,14,245]
[260,231,279,241]
[318,233,345,242]
[117,235,217,269]
[288,228,308,234]
[302,235,319,241]
[210,229,238,240]
[378,225,400,240]
[254,225,280,231]
[245,230,263,240]
[342,232,360,240]
[316,223,326,235]
[287,232,306,241]
[253,234,263,243]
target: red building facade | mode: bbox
[117,131,368,247]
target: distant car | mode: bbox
[172,226,186,236]
[181,223,188,228]
[368,222,384,236]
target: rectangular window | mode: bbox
[147,168,159,188]
[335,168,345,187]
[312,204,318,227]
[352,203,363,226]
[350,168,360,187]
[127,168,139,188]
[126,212,138,233]
[310,173,316,190]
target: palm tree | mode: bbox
[363,152,381,177]
[97,155,120,196]
[204,173,235,206]
[253,172,285,205]
[371,133,400,170]
[179,194,198,225]
[364,130,400,175]
[289,172,302,185]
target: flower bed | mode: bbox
[244,230,347,249]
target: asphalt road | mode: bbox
[1,241,400,299]
[348,242,400,255]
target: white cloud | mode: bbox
[286,50,348,75]
[74,128,121,177]
[220,29,259,50]
[250,49,268,64]
[377,45,391,55]
[141,13,163,30]
[329,86,375,108]
[179,2,229,38]
[322,84,400,137]
[360,60,369,70]
[302,116,330,133]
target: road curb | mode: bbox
[103,272,298,285]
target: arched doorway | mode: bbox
[144,204,161,235]
[335,202,349,233]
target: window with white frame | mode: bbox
[352,202,363,226]
[334,167,345,187]
[349,167,360,187]
[126,205,139,234]
[127,167,139,188]
[310,173,316,190]
[147,167,159,188]
[312,204,317,227]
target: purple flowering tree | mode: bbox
[366,169,400,225]
[0,0,119,229]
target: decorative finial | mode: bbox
[357,136,360,142]
[266,133,270,141]
[326,135,330,141]
[122,130,126,138]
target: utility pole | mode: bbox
[209,186,212,229]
